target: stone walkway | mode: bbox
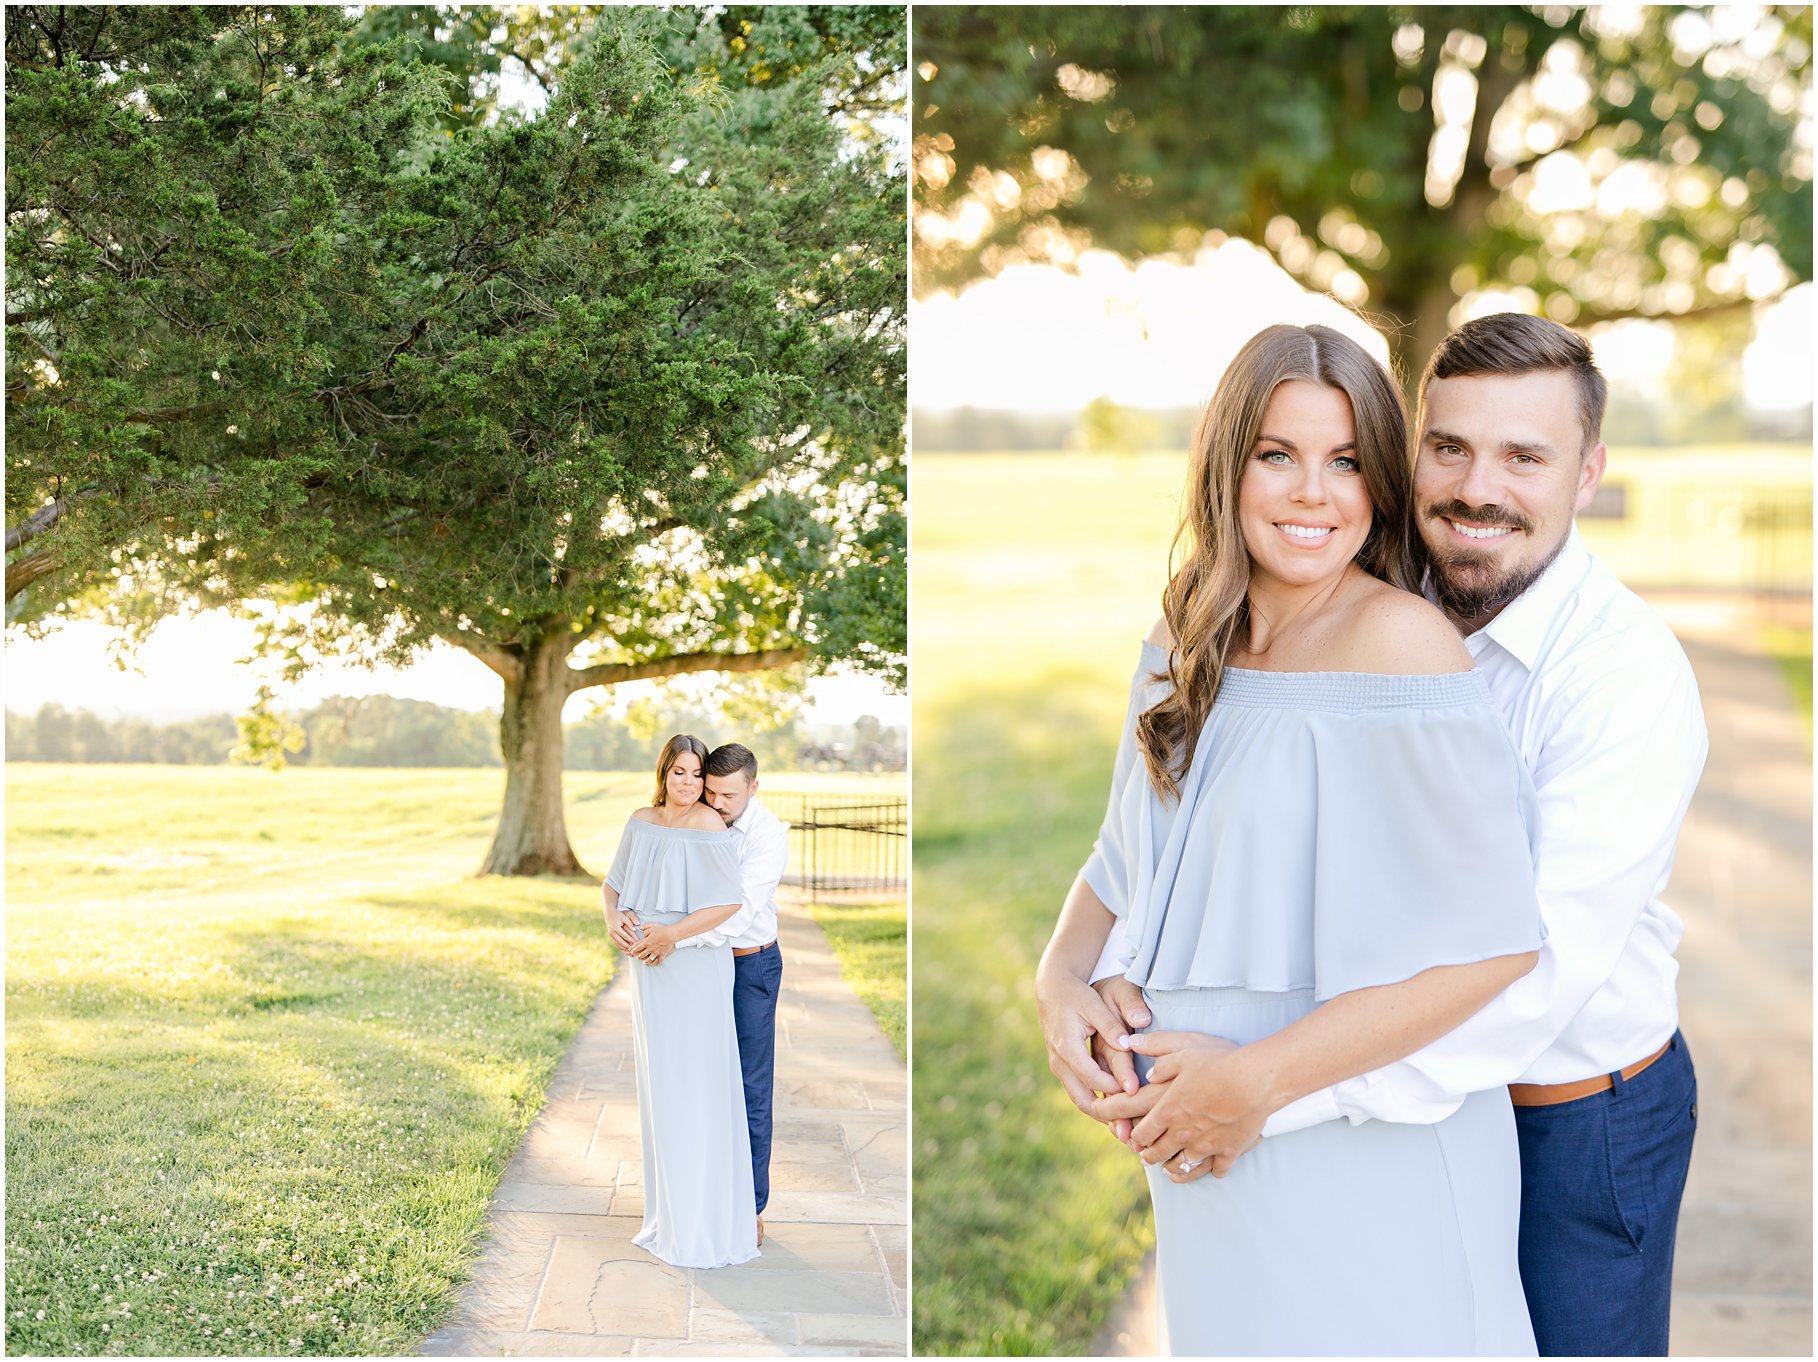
[424,894,907,1357]
[1654,595,1811,1357]
[1104,593,1812,1357]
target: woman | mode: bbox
[601,733,759,1269]
[1034,324,1545,1355]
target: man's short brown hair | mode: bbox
[1419,312,1608,453]
[704,742,757,781]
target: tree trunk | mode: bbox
[1405,279,1459,401]
[480,634,586,877]
[1377,261,1459,411]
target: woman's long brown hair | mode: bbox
[1135,324,1421,801]
[652,733,708,807]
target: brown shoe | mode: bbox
[756,1214,764,1247]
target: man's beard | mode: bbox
[1425,500,1566,625]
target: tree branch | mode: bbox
[442,631,521,683]
[565,646,811,696]
[1569,296,1760,328]
[3,391,227,425]
[6,492,83,551]
[381,317,429,376]
[5,547,59,600]
[504,47,555,98]
[1496,118,1599,179]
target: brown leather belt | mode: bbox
[1508,1039,1674,1107]
[732,940,777,958]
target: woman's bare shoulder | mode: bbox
[1333,582,1472,675]
[629,806,659,824]
[1143,615,1175,649]
[677,804,725,832]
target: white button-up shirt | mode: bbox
[718,796,789,950]
[1262,526,1709,1135]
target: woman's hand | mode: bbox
[1092,1031,1256,1178]
[630,922,678,965]
[606,909,641,953]
[1035,964,1140,1119]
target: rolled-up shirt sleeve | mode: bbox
[1263,644,1708,1136]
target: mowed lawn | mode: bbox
[807,900,906,1056]
[908,448,1812,1355]
[911,454,1183,1356]
[4,764,897,1356]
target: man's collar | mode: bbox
[1472,523,1591,669]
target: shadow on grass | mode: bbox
[4,885,616,1357]
[913,672,1156,1357]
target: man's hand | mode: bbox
[1035,966,1139,1120]
[630,922,677,966]
[1090,975,1152,1142]
[1095,1031,1264,1180]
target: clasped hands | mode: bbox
[606,908,676,965]
[1037,970,1269,1182]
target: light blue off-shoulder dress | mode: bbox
[605,818,759,1269]
[1083,640,1545,1356]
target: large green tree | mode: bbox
[355,5,907,132]
[914,5,1812,377]
[6,5,906,875]
[5,6,446,606]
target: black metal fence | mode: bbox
[768,793,907,896]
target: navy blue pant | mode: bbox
[732,944,782,1214]
[1513,1031,1698,1357]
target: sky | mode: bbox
[909,242,1815,415]
[2,616,905,728]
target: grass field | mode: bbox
[806,900,906,1056]
[908,448,1813,1356]
[911,456,1178,1355]
[4,764,898,1356]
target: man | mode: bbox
[701,743,789,1243]
[610,741,788,1243]
[1080,313,1708,1356]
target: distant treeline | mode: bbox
[912,404,1198,453]
[6,696,498,768]
[5,695,905,773]
[912,397,1813,454]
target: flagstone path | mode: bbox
[423,892,907,1357]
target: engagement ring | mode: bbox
[1177,1157,1200,1174]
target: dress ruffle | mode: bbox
[605,818,742,916]
[1087,641,1545,999]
